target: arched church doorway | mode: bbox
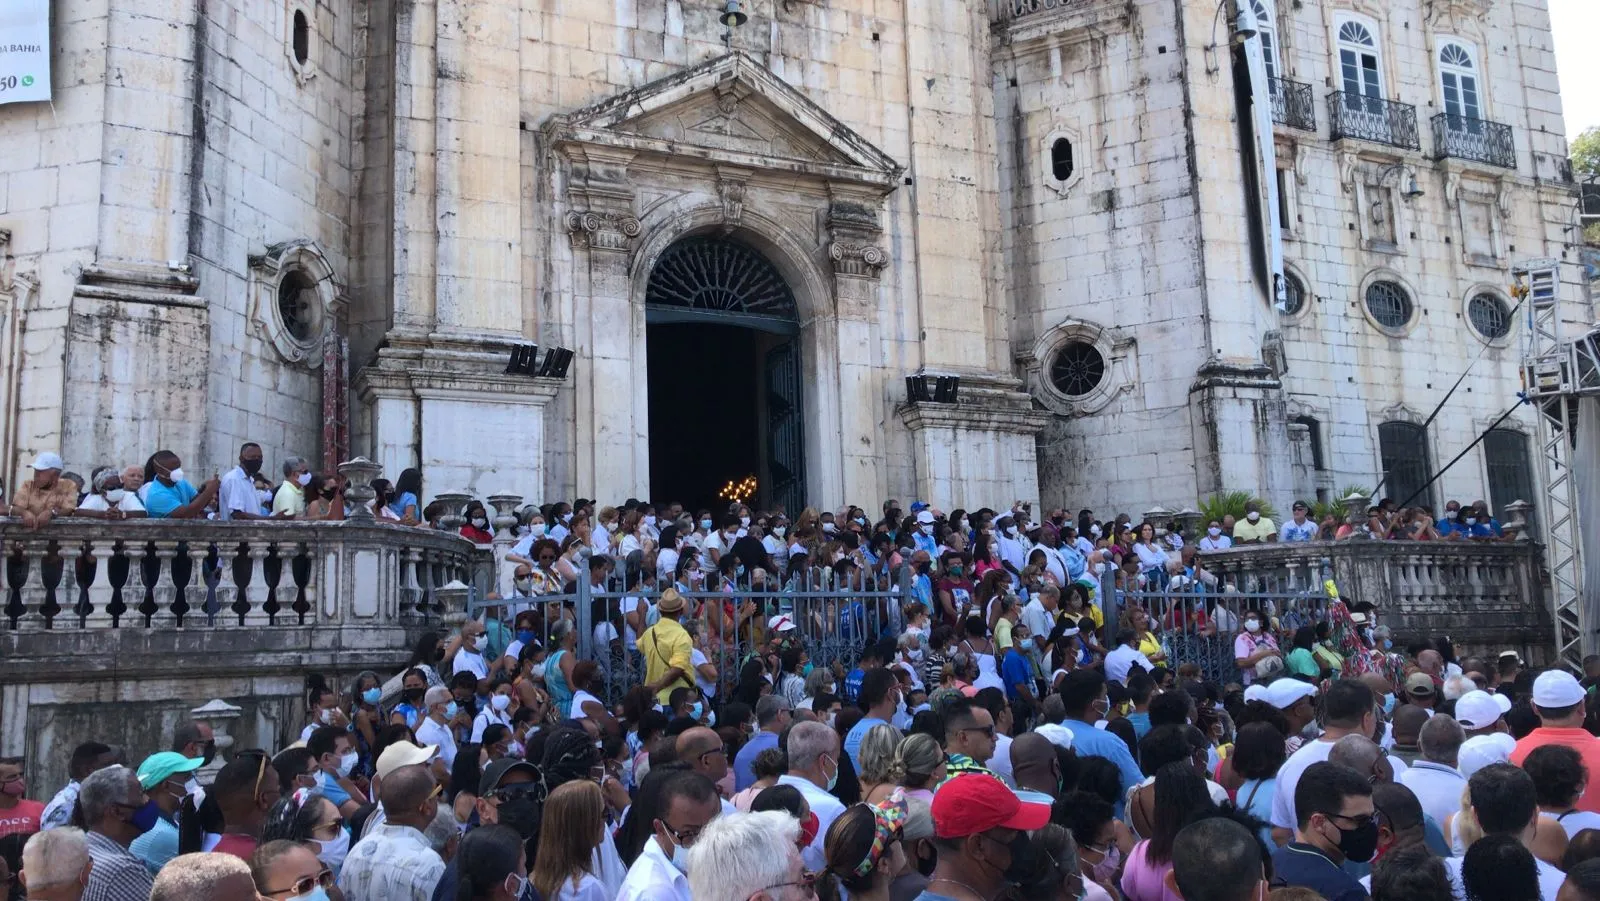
[645,236,806,514]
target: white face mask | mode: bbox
[529,523,546,538]
[1208,527,1222,537]
[1244,619,1261,633]
[644,515,657,527]
[919,524,933,536]
[297,472,313,486]
[773,526,787,538]
[1247,511,1260,522]
[822,522,837,535]
[167,467,186,483]
[314,828,350,871]
[337,750,358,778]
[740,516,751,527]
[472,517,488,529]
[106,488,127,503]
[491,693,512,712]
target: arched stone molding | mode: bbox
[247,239,345,367]
[1020,318,1136,417]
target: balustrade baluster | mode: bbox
[401,548,423,619]
[273,541,305,622]
[15,540,48,630]
[149,541,180,628]
[213,542,241,625]
[120,541,148,625]
[85,539,117,629]
[56,541,82,629]
[246,543,272,623]
[185,543,212,627]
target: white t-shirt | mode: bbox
[553,872,610,901]
[571,689,605,720]
[1105,645,1154,685]
[656,547,680,582]
[1554,809,1600,838]
[1198,535,1233,551]
[78,492,147,513]
[415,716,458,768]
[692,648,717,699]
[454,650,489,680]
[471,707,512,744]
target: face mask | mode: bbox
[319,708,335,725]
[1445,510,1458,520]
[242,458,262,476]
[562,512,574,524]
[773,526,787,538]
[603,521,618,533]
[130,799,162,834]
[645,515,657,527]
[472,517,488,529]
[671,841,693,874]
[1090,525,1102,538]
[357,687,381,706]
[503,875,530,901]
[1244,619,1261,633]
[700,518,714,530]
[1382,693,1397,715]
[337,751,358,778]
[297,472,313,487]
[464,636,479,651]
[920,524,933,536]
[403,687,425,704]
[826,712,837,728]
[167,466,186,483]
[1382,639,1393,650]
[802,662,814,677]
[314,827,350,872]
[799,811,821,848]
[1089,843,1123,884]
[1465,517,1477,525]
[289,887,331,901]
[515,577,533,593]
[106,488,127,503]
[823,522,838,535]
[691,701,704,721]
[1208,527,1222,537]
[825,755,839,792]
[516,629,536,645]
[491,694,512,712]
[1247,511,1260,522]
[444,701,459,719]
[528,523,547,539]
[1327,815,1380,863]
[0,778,23,798]
[740,516,751,527]
[498,796,542,840]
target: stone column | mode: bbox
[565,147,648,501]
[827,195,892,508]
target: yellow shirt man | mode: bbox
[1232,514,1277,544]
[640,589,695,704]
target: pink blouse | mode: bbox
[1120,840,1182,901]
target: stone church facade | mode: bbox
[0,0,1587,520]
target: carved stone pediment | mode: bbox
[544,52,903,192]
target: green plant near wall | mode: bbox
[1197,491,1278,525]
[1311,487,1374,522]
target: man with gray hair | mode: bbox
[734,695,791,791]
[147,852,255,901]
[687,811,806,901]
[77,765,154,901]
[272,456,311,516]
[1328,734,1394,784]
[776,720,846,871]
[1401,713,1468,829]
[20,827,91,901]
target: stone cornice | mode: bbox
[898,399,1051,436]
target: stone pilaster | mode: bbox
[897,374,1050,508]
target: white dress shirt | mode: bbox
[1398,760,1467,830]
[778,774,846,872]
[415,716,458,769]
[217,465,269,520]
[616,837,691,901]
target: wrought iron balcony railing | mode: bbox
[1431,113,1516,169]
[1328,92,1421,150]
[1269,77,1316,131]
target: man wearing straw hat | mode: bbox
[641,588,695,705]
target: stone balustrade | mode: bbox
[0,515,497,799]
[1197,539,1550,660]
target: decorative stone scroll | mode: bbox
[828,242,889,277]
[564,210,642,252]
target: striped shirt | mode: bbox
[337,823,446,901]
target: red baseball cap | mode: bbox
[931,774,1051,839]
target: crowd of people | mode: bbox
[0,467,1574,901]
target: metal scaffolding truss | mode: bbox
[1517,259,1600,670]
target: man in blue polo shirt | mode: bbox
[1000,623,1037,724]
[143,450,218,519]
[1058,669,1143,816]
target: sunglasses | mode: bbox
[493,784,546,804]
[958,725,996,739]
[758,872,819,896]
[267,868,335,898]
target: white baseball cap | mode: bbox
[767,614,797,633]
[1453,690,1510,730]
[375,740,437,780]
[1533,670,1587,709]
[30,452,64,471]
[916,510,935,525]
[1265,679,1318,710]
[1458,732,1517,777]
[1243,684,1270,704]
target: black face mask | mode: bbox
[1328,816,1380,863]
[1000,831,1049,888]
[497,795,543,841]
[199,741,216,767]
[242,459,262,476]
[403,687,425,703]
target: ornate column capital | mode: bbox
[826,193,889,279]
[564,210,642,253]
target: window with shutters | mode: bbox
[1378,421,1432,509]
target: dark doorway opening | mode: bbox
[646,323,762,511]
